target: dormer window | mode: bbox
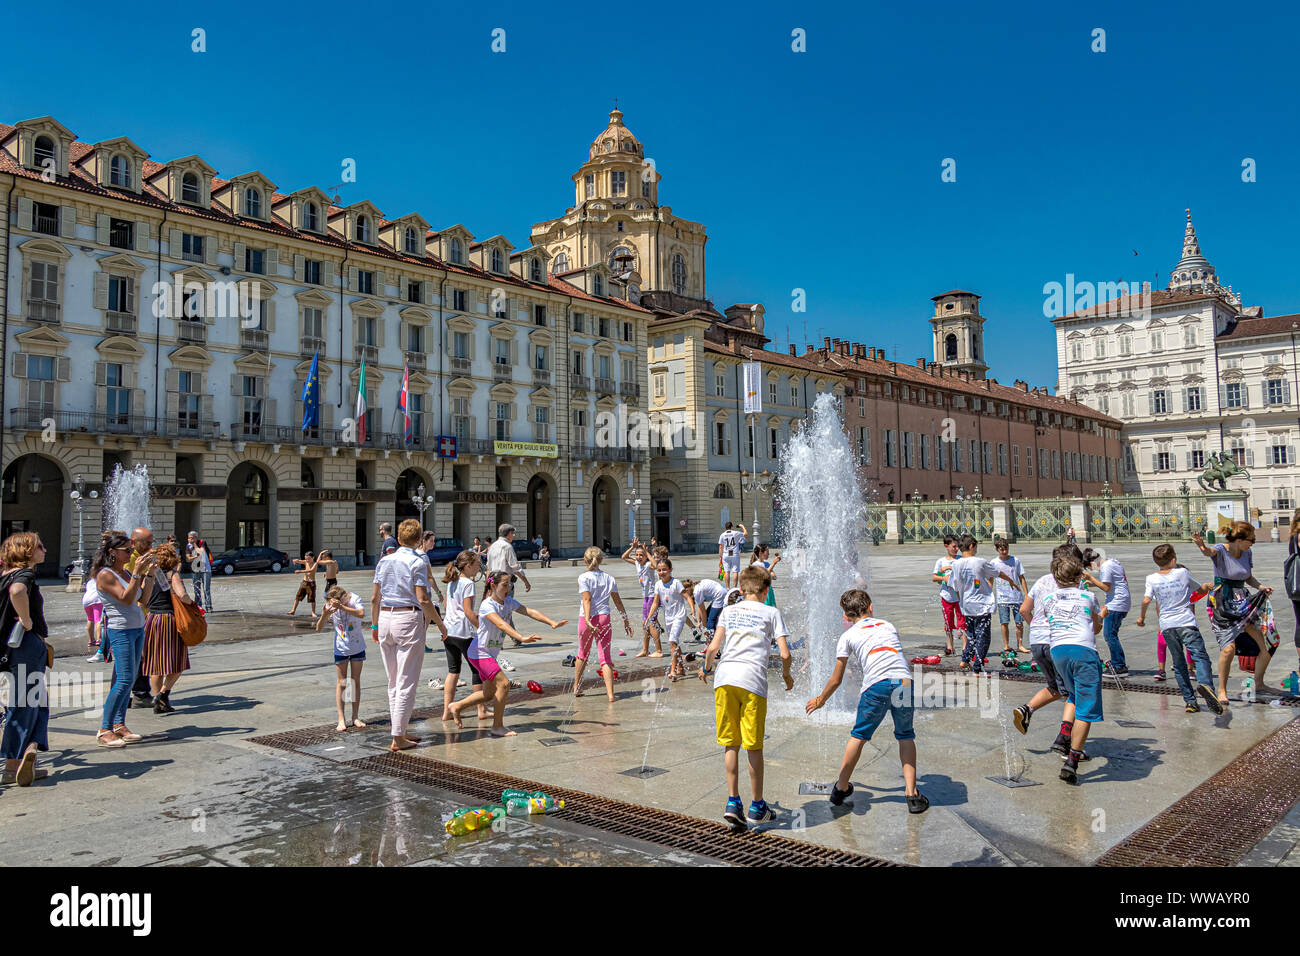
[357,215,372,244]
[110,155,131,188]
[404,227,418,254]
[593,274,604,296]
[181,172,201,204]
[304,202,320,232]
[529,258,542,282]
[33,136,55,169]
[491,248,504,274]
[449,238,464,264]
[244,188,262,218]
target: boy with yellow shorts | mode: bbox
[700,565,792,830]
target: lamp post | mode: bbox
[66,475,99,592]
[956,485,967,530]
[740,469,773,543]
[625,497,642,541]
[410,482,435,532]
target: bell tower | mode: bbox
[930,290,988,379]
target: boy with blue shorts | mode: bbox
[701,565,792,830]
[992,537,1029,655]
[805,589,929,814]
[1043,551,1104,784]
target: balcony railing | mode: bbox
[9,408,217,439]
[493,361,513,382]
[356,344,380,364]
[570,373,591,391]
[27,300,59,324]
[106,311,137,335]
[595,377,616,395]
[178,320,206,343]
[567,443,642,463]
[460,438,495,455]
[450,357,472,375]
[240,328,269,350]
[532,369,552,387]
[300,336,325,359]
[34,212,59,235]
[404,351,426,371]
[619,381,641,399]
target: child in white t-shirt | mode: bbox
[316,585,367,731]
[1134,543,1221,715]
[806,590,929,814]
[1042,552,1104,784]
[931,534,965,655]
[575,547,634,701]
[700,564,791,830]
[647,559,699,679]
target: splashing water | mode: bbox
[102,463,153,536]
[776,392,866,720]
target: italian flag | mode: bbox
[355,358,368,444]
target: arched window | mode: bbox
[244,188,262,218]
[449,238,463,264]
[672,254,686,295]
[33,135,55,168]
[491,248,504,273]
[181,172,201,204]
[357,215,371,243]
[552,251,569,273]
[109,154,131,188]
[304,202,320,231]
[945,333,958,362]
[609,246,633,272]
[355,466,368,489]
[713,482,734,499]
[972,335,981,361]
[529,258,542,282]
[404,227,418,254]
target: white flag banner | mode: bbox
[742,361,762,414]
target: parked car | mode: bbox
[423,538,466,564]
[512,539,537,560]
[211,546,292,575]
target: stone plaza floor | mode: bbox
[5,541,1300,866]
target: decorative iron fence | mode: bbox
[863,504,887,544]
[901,501,985,541]
[1087,493,1207,541]
[1010,498,1074,540]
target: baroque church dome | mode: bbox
[588,109,643,161]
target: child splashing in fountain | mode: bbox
[574,547,634,701]
[624,539,663,657]
[932,534,965,656]
[315,585,367,731]
[448,571,567,736]
[647,559,700,680]
[806,589,929,814]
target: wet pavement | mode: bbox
[5,542,1299,866]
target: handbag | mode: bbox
[1285,534,1300,601]
[172,591,208,646]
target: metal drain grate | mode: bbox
[343,750,899,867]
[1095,716,1300,866]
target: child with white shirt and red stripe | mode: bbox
[805,590,929,814]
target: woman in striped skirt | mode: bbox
[141,544,196,714]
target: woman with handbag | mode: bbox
[1,533,51,786]
[140,544,196,714]
[95,532,152,748]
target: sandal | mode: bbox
[112,727,142,742]
[97,731,126,749]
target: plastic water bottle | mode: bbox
[1286,671,1299,695]
[529,791,564,812]
[443,807,495,835]
[6,621,24,647]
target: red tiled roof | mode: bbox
[703,340,848,376]
[1216,313,1300,340]
[546,275,653,313]
[1057,288,1220,321]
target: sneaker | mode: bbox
[1185,703,1200,713]
[1058,748,1091,761]
[1060,754,1079,784]
[723,797,746,830]
[86,654,105,663]
[746,800,777,824]
[427,677,444,690]
[498,657,516,672]
[1050,732,1071,756]
[561,654,576,668]
[1196,684,1225,715]
[829,783,853,806]
[1012,704,1031,735]
[1103,661,1130,676]
[1153,670,1166,682]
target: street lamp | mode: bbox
[66,475,99,591]
[625,497,642,538]
[740,469,773,543]
[410,482,435,531]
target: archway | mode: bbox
[226,462,271,548]
[591,475,618,550]
[395,468,433,531]
[526,473,557,551]
[2,454,66,576]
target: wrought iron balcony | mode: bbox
[27,300,59,324]
[239,328,269,350]
[8,408,218,439]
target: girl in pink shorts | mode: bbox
[575,547,634,701]
[84,574,107,660]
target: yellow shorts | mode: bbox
[714,684,767,751]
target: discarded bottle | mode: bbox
[443,808,495,835]
[527,680,543,694]
[1286,671,1299,695]
[528,792,564,812]
[501,788,532,804]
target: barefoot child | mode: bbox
[700,565,792,829]
[575,547,634,701]
[1043,551,1104,784]
[932,535,965,656]
[288,551,319,617]
[448,571,567,736]
[1134,544,1222,714]
[1012,545,1077,755]
[631,543,664,658]
[439,551,488,723]
[647,559,699,679]
[316,585,367,731]
[686,576,729,641]
[992,537,1029,654]
[806,589,929,814]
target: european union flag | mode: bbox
[301,350,320,431]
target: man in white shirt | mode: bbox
[951,535,1016,674]
[717,522,748,589]
[486,523,531,645]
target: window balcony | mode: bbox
[532,369,552,387]
[493,361,513,382]
[178,320,206,343]
[231,419,273,441]
[619,381,641,399]
[570,373,591,392]
[300,336,325,359]
[106,311,136,335]
[404,351,427,372]
[239,328,269,350]
[356,344,379,364]
[27,300,60,324]
[8,408,217,440]
[460,438,495,455]
[450,356,472,375]
[34,212,59,235]
[595,377,616,395]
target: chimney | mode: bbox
[853,344,865,358]
[805,344,815,355]
[824,336,832,351]
[839,342,850,356]
[788,345,797,356]
[868,347,876,360]
[916,358,925,368]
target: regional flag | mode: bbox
[301,350,320,431]
[397,362,412,444]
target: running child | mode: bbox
[700,565,792,829]
[750,543,782,607]
[951,535,1016,674]
[1012,544,1078,755]
[1134,544,1222,714]
[315,585,367,731]
[992,537,1029,655]
[447,571,568,736]
[805,589,929,814]
[439,551,489,724]
[932,534,965,656]
[1043,551,1104,784]
[575,547,634,701]
[646,559,699,679]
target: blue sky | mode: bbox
[4,0,1298,389]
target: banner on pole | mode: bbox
[742,361,762,414]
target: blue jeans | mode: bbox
[1161,626,1215,706]
[1102,609,1127,668]
[102,627,145,729]
[1,631,49,760]
[192,571,212,610]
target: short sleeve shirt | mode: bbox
[655,578,687,623]
[373,547,430,606]
[1210,544,1253,583]
[693,578,727,606]
[578,569,618,617]
[992,556,1025,603]
[1026,573,1058,645]
[952,556,998,617]
[443,577,478,639]
[1042,587,1099,650]
[635,561,656,600]
[719,531,745,557]
[1143,568,1197,630]
[470,594,523,661]
[934,556,957,603]
[835,618,910,692]
[713,601,788,698]
[331,592,366,656]
[1097,558,1131,612]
